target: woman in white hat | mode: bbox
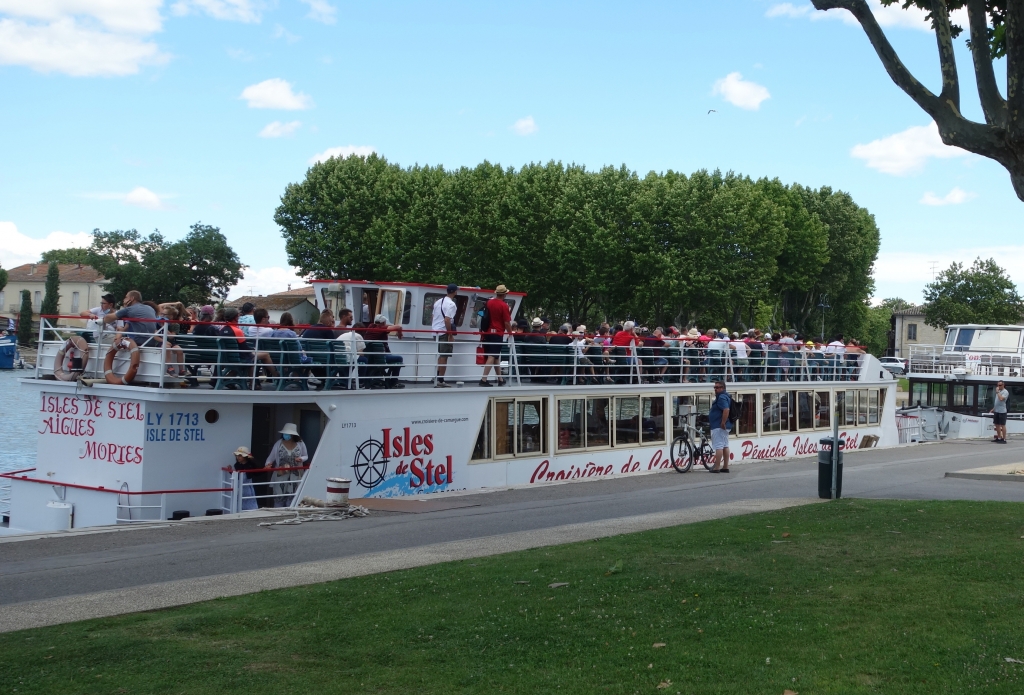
[266,423,308,507]
[232,446,260,511]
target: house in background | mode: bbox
[226,287,319,325]
[889,305,947,358]
[2,264,108,326]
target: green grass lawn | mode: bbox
[898,377,909,391]
[4,500,1024,694]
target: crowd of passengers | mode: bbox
[80,288,867,390]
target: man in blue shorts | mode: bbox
[709,380,732,473]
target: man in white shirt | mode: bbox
[730,332,749,381]
[825,334,846,380]
[432,284,459,387]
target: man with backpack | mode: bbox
[709,380,733,473]
[432,284,459,388]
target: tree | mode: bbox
[41,247,91,264]
[810,1,1024,200]
[17,290,32,346]
[864,297,914,356]
[40,261,60,316]
[923,257,1024,327]
[83,224,244,304]
[0,263,8,296]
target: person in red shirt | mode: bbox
[611,320,638,357]
[481,284,513,387]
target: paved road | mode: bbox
[3,439,1023,608]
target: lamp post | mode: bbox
[817,294,830,343]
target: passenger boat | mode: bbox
[2,280,899,533]
[902,324,1024,439]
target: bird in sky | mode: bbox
[708,109,717,114]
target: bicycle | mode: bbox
[670,412,715,473]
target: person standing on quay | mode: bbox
[992,380,1009,444]
[480,284,513,387]
[709,380,732,473]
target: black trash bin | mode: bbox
[817,438,844,499]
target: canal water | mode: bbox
[0,369,38,473]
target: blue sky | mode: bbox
[0,0,1020,302]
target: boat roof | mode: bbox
[310,279,528,297]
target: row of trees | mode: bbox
[43,223,245,306]
[276,154,880,340]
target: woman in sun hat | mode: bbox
[232,446,260,511]
[266,423,308,507]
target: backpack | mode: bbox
[727,394,743,425]
[479,303,491,332]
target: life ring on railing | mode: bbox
[53,336,90,381]
[104,338,141,385]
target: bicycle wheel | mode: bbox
[696,436,716,470]
[670,435,693,473]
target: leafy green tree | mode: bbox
[86,224,244,304]
[863,297,914,357]
[810,1,1024,200]
[40,247,91,264]
[924,258,1024,328]
[0,263,8,295]
[17,290,32,346]
[40,262,60,316]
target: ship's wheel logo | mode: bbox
[352,438,388,489]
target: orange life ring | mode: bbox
[53,336,90,382]
[104,338,141,385]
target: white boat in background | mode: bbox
[3,280,899,533]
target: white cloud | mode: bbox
[766,1,966,32]
[170,0,260,23]
[81,186,173,210]
[851,122,970,175]
[712,72,770,110]
[228,266,307,300]
[0,221,93,269]
[272,23,300,43]
[511,116,538,136]
[920,187,977,206]
[309,145,376,164]
[299,0,336,24]
[259,120,301,138]
[240,78,312,110]
[0,1,167,76]
[874,246,1024,302]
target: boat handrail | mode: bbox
[907,343,1023,377]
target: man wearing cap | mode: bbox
[363,314,405,389]
[480,285,513,386]
[192,305,220,336]
[432,284,459,387]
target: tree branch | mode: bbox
[930,0,960,113]
[1007,0,1024,141]
[811,0,943,118]
[966,0,1007,127]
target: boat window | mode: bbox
[952,384,966,407]
[377,290,402,325]
[471,406,491,460]
[672,395,694,438]
[970,328,1022,352]
[953,328,974,352]
[911,382,927,406]
[815,391,830,429]
[835,391,846,427]
[868,390,879,424]
[494,400,514,457]
[732,393,757,436]
[402,292,412,325]
[641,396,666,444]
[930,383,947,408]
[453,295,469,327]
[359,289,378,324]
[468,299,486,330]
[978,384,994,410]
[762,392,782,434]
[615,397,640,446]
[944,328,957,348]
[796,391,814,430]
[586,397,611,448]
[557,399,584,450]
[517,400,546,455]
[422,293,444,326]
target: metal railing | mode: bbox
[908,344,1023,377]
[221,465,310,513]
[31,316,871,390]
[0,468,35,518]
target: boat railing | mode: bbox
[32,316,874,390]
[221,465,310,513]
[0,467,35,519]
[907,344,1023,377]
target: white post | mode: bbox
[159,322,168,388]
[831,396,840,500]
